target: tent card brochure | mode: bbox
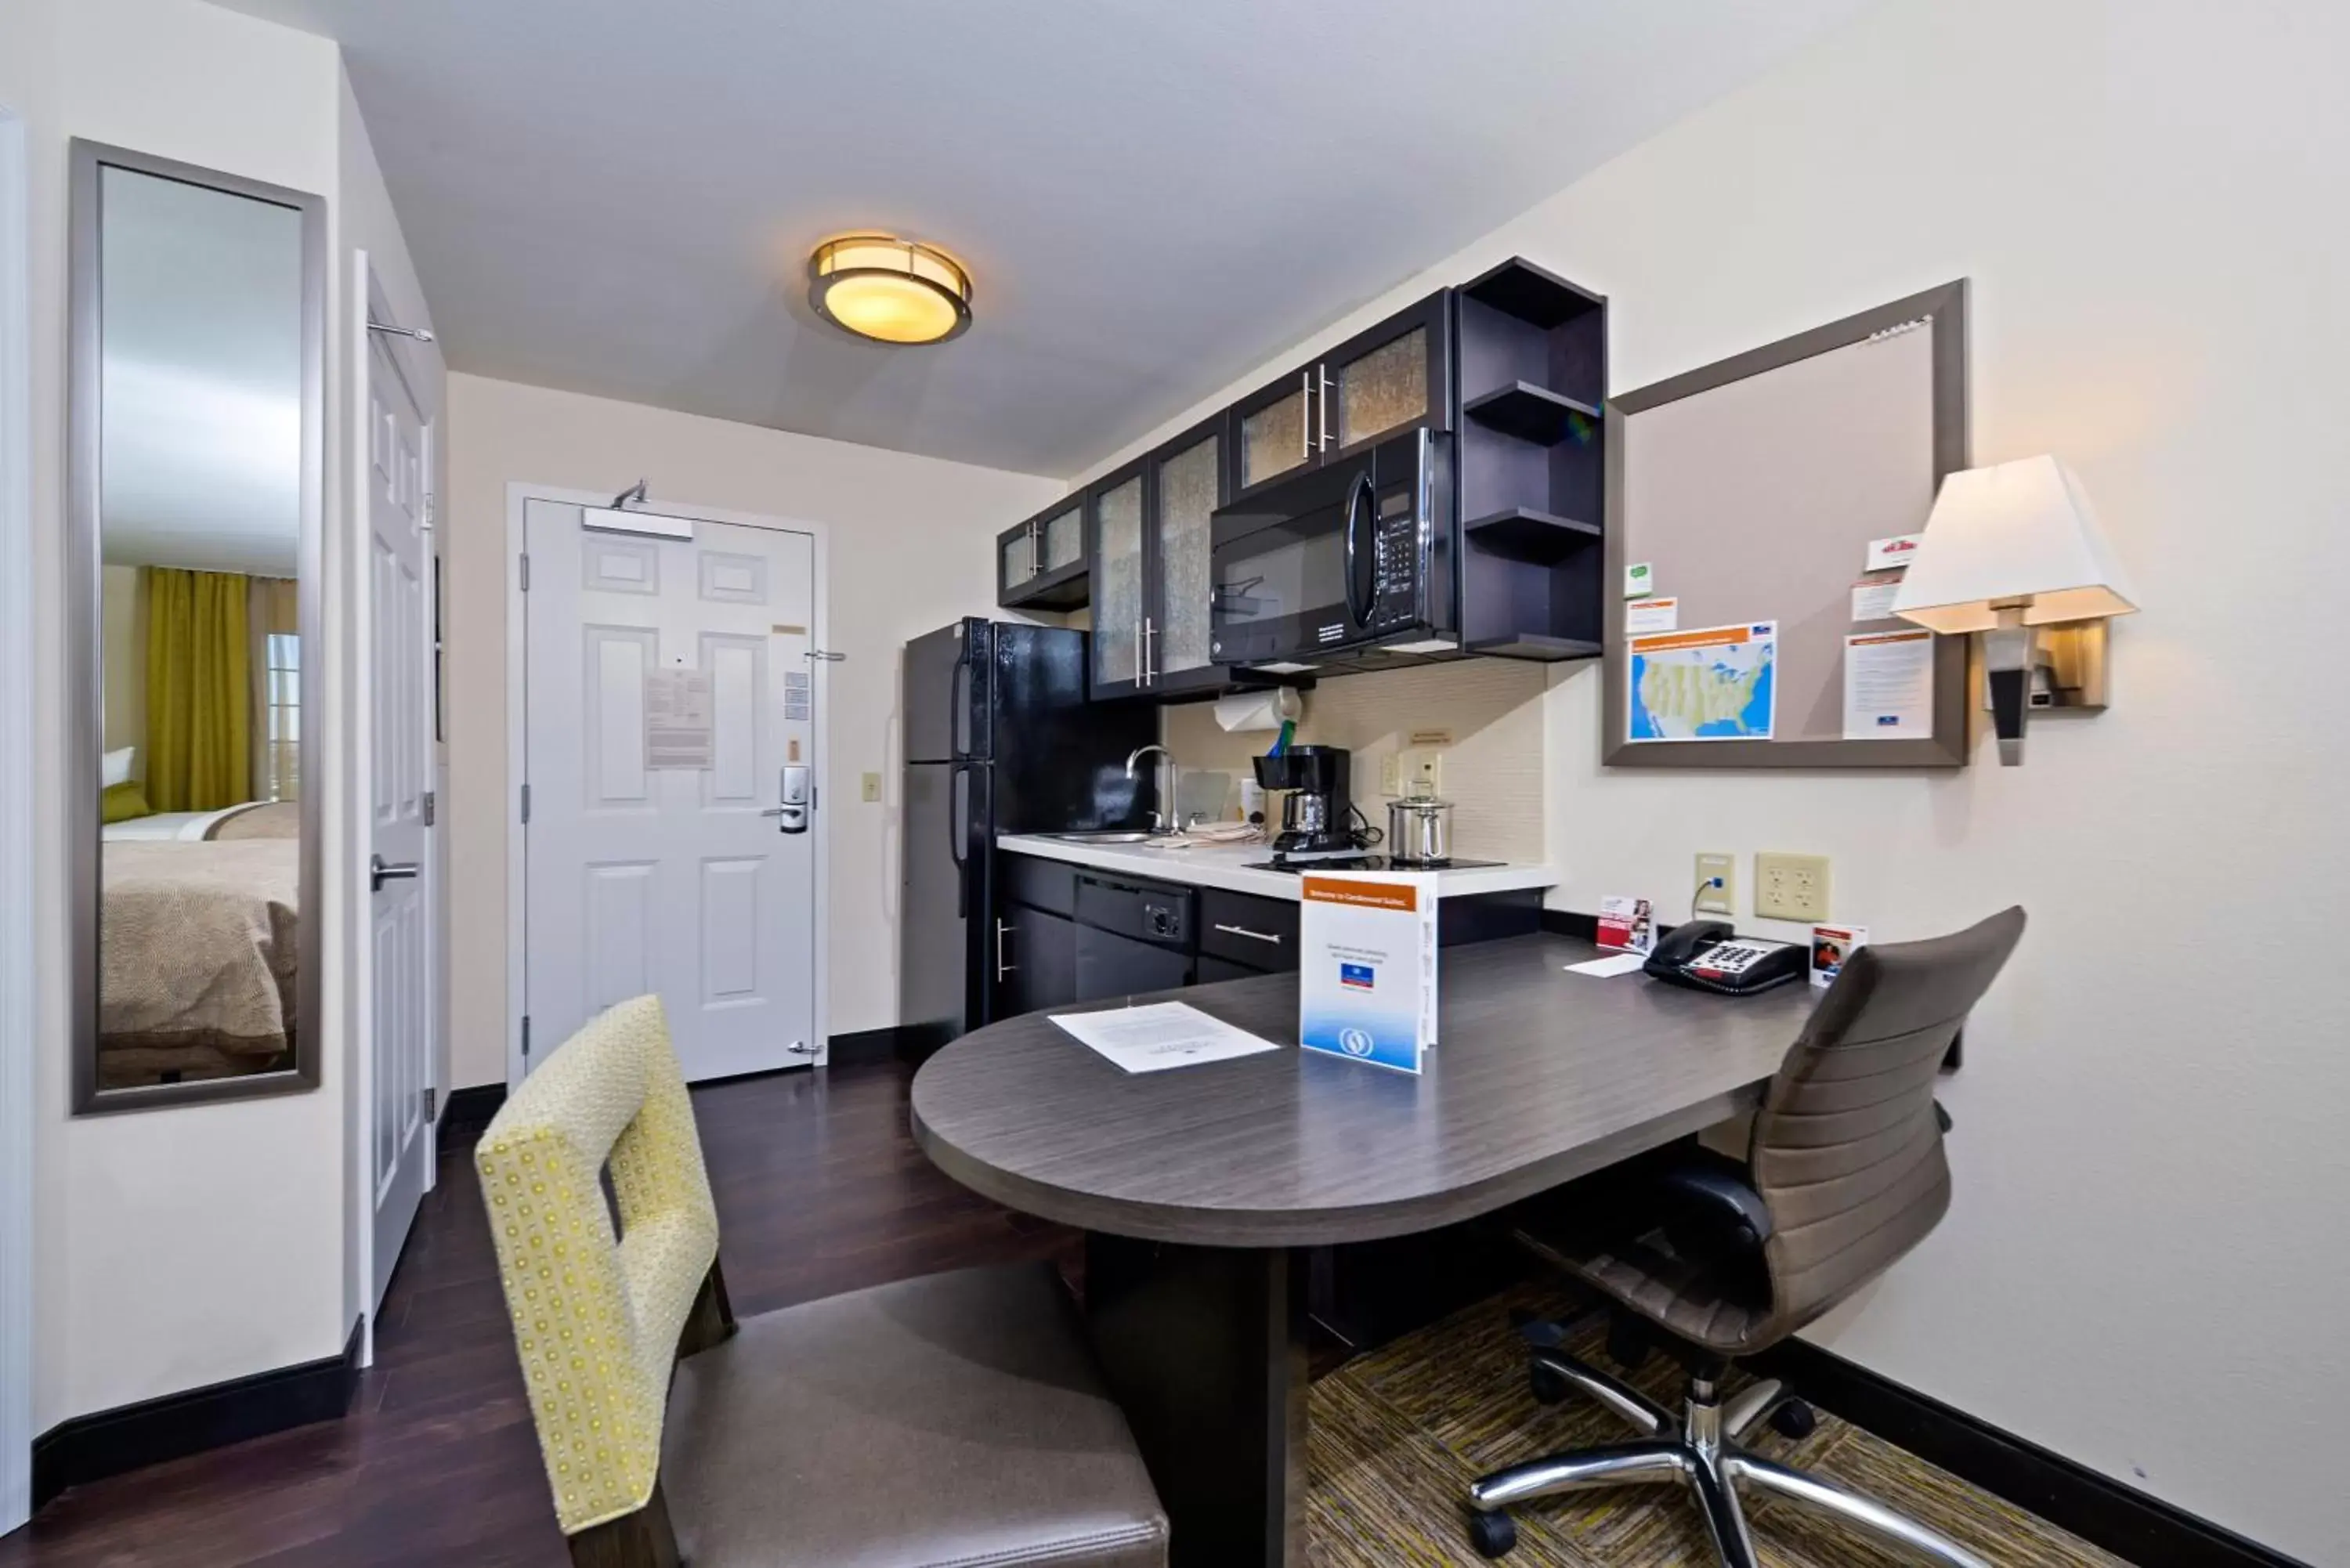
[1299,872,1438,1075]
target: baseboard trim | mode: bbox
[436,1083,506,1137]
[1753,1336,2308,1568]
[828,1026,905,1067]
[31,1317,362,1512]
[1538,908,1599,942]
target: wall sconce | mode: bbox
[1890,455,2138,765]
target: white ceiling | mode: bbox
[99,164,306,576]
[215,0,1873,479]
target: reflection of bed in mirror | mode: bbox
[99,835,298,1089]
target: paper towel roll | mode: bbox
[1213,688,1304,732]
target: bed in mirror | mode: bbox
[69,141,324,1111]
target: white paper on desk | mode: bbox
[1566,952,1650,977]
[1051,1001,1282,1074]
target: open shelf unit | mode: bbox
[1453,258,1608,660]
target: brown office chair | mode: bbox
[1464,906,2026,1567]
[479,996,1169,1568]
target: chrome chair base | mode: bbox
[1465,1350,1991,1567]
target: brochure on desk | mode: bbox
[1298,872,1439,1075]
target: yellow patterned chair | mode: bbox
[479,996,1169,1568]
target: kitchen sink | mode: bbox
[1045,830,1155,844]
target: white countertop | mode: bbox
[996,833,1557,901]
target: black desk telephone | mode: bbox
[1643,920,1806,996]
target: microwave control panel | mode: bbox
[1368,490,1423,626]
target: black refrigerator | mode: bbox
[899,619,1159,1056]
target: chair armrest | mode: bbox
[1655,1162,1773,1246]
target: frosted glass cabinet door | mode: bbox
[1039,503,1083,572]
[1239,379,1311,492]
[1001,527,1036,589]
[1154,431,1220,678]
[1338,326,1428,447]
[1091,474,1144,689]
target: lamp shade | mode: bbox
[1889,455,2138,634]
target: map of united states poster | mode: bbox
[1628,622,1777,741]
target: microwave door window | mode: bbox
[1214,522,1343,628]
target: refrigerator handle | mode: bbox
[949,641,973,759]
[949,761,971,919]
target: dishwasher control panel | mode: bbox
[1075,872,1195,951]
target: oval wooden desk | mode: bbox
[911,933,1818,1568]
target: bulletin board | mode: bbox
[1601,282,1972,768]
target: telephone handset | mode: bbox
[1643,919,1806,996]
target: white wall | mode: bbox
[443,374,1061,1089]
[1076,2,2350,1557]
[0,0,429,1429]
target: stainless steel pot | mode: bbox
[1386,797,1454,864]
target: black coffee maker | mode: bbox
[1253,746,1355,856]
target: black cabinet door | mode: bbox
[1320,291,1453,464]
[1086,458,1152,700]
[997,496,1089,611]
[996,903,1076,1019]
[1144,413,1228,696]
[1074,923,1192,1003]
[1195,954,1268,986]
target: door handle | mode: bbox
[1318,366,1332,450]
[371,854,420,893]
[1342,471,1375,626]
[995,918,1015,981]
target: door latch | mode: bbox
[761,764,812,833]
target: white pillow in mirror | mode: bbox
[103,746,135,788]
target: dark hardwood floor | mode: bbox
[0,1060,1080,1566]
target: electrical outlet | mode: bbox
[860,771,882,803]
[1694,852,1736,916]
[1755,852,1831,923]
[1399,747,1443,798]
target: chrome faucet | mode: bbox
[1126,744,1177,832]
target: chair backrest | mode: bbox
[476,995,721,1539]
[1752,907,2026,1335]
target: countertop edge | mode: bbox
[996,833,1558,901]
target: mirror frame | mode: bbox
[67,140,326,1114]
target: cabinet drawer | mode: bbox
[1196,954,1272,986]
[1001,854,1077,917]
[1199,887,1300,971]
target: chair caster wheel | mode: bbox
[1606,1316,1648,1372]
[1529,1360,1571,1405]
[1467,1508,1518,1559]
[1770,1397,1817,1440]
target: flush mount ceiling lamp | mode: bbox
[808,234,972,345]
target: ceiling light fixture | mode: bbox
[808,234,972,345]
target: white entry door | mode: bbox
[366,317,435,1310]
[522,500,820,1082]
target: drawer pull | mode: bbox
[1213,923,1283,945]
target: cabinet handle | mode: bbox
[996,918,1015,980]
[1300,369,1313,460]
[1029,521,1042,578]
[1213,923,1282,945]
[1143,617,1157,685]
[1318,366,1333,450]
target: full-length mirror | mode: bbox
[70,142,324,1111]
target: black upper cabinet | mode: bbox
[997,494,1087,610]
[1090,412,1254,700]
[1229,294,1452,504]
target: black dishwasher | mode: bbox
[1072,873,1195,1001]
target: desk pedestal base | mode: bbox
[1084,1235,1308,1568]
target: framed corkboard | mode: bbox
[1602,281,1972,768]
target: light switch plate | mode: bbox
[1378,755,1402,797]
[860,771,882,803]
[1695,853,1736,916]
[1399,747,1443,798]
[1755,852,1831,923]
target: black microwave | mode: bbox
[1208,428,1455,667]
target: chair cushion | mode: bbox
[663,1263,1169,1568]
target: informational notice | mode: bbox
[1627,622,1777,742]
[1811,923,1869,989]
[1851,577,1904,623]
[1843,628,1936,739]
[1299,872,1439,1075]
[1866,533,1925,573]
[1050,1002,1282,1074]
[645,667,715,768]
[1596,894,1656,955]
[1625,596,1679,635]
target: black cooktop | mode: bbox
[1243,854,1507,874]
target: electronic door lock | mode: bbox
[764,764,812,834]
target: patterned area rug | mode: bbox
[1307,1282,2132,1566]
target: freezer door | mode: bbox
[903,618,991,763]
